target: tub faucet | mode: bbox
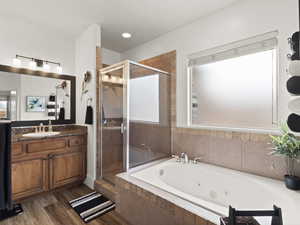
[141,144,152,152]
[180,153,189,163]
[192,157,203,164]
[172,154,181,162]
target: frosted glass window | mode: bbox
[190,49,276,129]
[130,74,159,123]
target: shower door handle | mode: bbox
[121,123,126,134]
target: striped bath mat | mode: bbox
[69,192,115,223]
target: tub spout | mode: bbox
[180,153,189,163]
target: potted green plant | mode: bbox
[270,123,300,190]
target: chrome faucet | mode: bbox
[141,143,152,152]
[34,123,45,133]
[48,120,53,132]
[192,157,203,164]
[39,123,44,132]
[180,152,189,163]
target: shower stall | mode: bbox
[99,61,171,184]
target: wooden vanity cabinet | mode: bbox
[11,134,87,200]
[12,157,48,200]
[49,151,86,189]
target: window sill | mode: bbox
[178,124,280,135]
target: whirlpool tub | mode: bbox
[127,158,300,225]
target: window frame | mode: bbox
[187,44,279,132]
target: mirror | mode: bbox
[0,65,75,125]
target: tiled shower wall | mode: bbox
[130,122,171,156]
[140,50,300,181]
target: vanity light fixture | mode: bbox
[28,59,37,70]
[110,76,117,82]
[56,65,63,74]
[102,75,109,82]
[43,62,50,72]
[117,77,123,84]
[122,32,132,39]
[102,75,123,84]
[12,55,63,73]
[12,57,21,67]
[10,90,17,95]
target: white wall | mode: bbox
[0,72,21,94]
[75,24,101,188]
[122,0,298,128]
[0,15,75,75]
[102,48,121,65]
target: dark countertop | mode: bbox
[0,120,11,124]
[12,125,87,143]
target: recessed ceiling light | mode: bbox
[122,32,132,39]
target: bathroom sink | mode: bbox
[22,132,60,138]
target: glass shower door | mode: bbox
[100,66,125,184]
[128,62,171,168]
[99,61,171,183]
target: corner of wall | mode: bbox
[75,24,101,189]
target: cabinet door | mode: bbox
[12,158,48,200]
[49,151,85,189]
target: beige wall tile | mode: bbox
[183,210,196,225]
[173,132,210,161]
[171,127,298,179]
[242,141,286,180]
[195,216,208,225]
[208,136,242,170]
[117,178,218,225]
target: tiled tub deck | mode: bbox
[115,171,216,225]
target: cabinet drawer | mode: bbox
[27,139,67,153]
[69,136,84,147]
[12,143,23,156]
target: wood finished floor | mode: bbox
[2,185,128,225]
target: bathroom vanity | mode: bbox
[0,63,86,201]
[11,125,87,200]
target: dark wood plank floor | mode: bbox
[2,185,128,225]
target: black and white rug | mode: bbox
[69,192,115,223]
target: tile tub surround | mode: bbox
[115,174,216,225]
[172,127,300,180]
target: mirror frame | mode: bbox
[0,64,76,127]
